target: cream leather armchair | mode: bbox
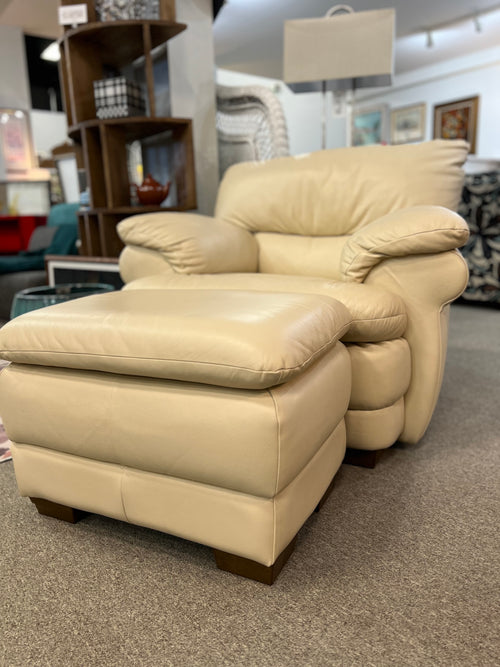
[117,140,470,464]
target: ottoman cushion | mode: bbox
[0,289,351,390]
[124,273,407,342]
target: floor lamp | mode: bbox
[283,5,395,149]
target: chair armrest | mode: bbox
[117,212,258,276]
[341,206,469,282]
[364,249,469,444]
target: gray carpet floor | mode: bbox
[0,303,499,666]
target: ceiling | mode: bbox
[0,0,499,78]
[214,0,500,79]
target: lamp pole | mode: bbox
[321,80,328,149]
[323,5,355,150]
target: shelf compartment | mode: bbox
[58,5,196,259]
[60,21,186,124]
[75,117,196,212]
[78,212,101,257]
[78,212,126,258]
[83,205,196,215]
[62,21,186,69]
[78,199,196,258]
[70,116,194,140]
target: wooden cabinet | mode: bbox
[58,0,197,257]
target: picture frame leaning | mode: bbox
[0,109,33,172]
[352,105,389,146]
[433,96,479,153]
[390,103,426,145]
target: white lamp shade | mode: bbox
[283,8,395,92]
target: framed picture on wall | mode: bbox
[433,96,479,153]
[352,105,388,146]
[390,103,426,145]
[0,109,33,172]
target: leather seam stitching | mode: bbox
[0,325,352,379]
[268,387,281,563]
[349,313,406,323]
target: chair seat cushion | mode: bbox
[125,273,407,342]
[0,289,351,390]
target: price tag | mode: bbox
[58,3,88,26]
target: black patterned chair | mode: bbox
[458,170,500,305]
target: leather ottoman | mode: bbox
[0,289,352,583]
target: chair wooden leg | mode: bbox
[30,497,87,524]
[214,537,297,585]
[343,448,381,469]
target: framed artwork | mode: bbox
[433,96,479,153]
[390,103,426,145]
[352,105,388,146]
[0,109,33,172]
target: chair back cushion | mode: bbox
[255,232,347,279]
[215,139,468,236]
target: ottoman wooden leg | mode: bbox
[314,476,337,513]
[30,497,87,524]
[343,448,381,469]
[214,537,297,585]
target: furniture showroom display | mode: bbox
[58,0,196,257]
[117,139,470,459]
[0,140,470,583]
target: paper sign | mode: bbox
[58,4,88,26]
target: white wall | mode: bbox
[351,45,500,158]
[217,67,346,155]
[218,44,500,159]
[0,25,29,180]
[169,0,219,215]
[0,26,30,110]
[29,110,69,157]
[0,26,68,163]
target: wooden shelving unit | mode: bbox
[58,0,197,257]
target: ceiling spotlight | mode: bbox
[426,30,434,48]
